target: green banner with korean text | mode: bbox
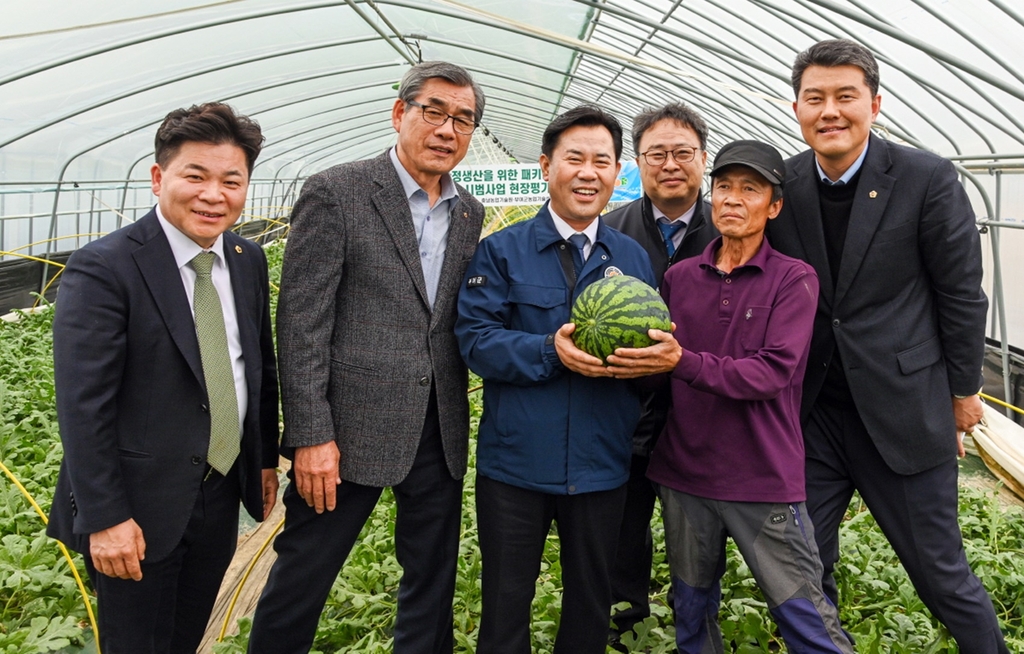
[452,162,641,206]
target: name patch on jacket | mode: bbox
[467,275,487,287]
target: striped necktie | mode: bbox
[190,251,240,476]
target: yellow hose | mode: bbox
[980,391,1024,416]
[0,458,101,653]
[217,518,285,641]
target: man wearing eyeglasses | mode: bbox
[248,61,486,653]
[601,103,719,645]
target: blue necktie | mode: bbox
[568,233,588,274]
[658,220,685,257]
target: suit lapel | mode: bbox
[370,154,431,309]
[834,137,895,308]
[130,212,204,386]
[224,233,258,398]
[786,152,835,307]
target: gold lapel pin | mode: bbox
[235,245,243,254]
[869,190,878,199]
[463,212,468,218]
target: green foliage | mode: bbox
[482,204,541,237]
[262,239,286,324]
[4,251,1024,653]
[0,305,96,653]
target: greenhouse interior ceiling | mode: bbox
[2,0,1024,348]
[4,0,1024,177]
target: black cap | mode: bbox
[711,140,785,187]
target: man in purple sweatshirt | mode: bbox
[645,140,852,653]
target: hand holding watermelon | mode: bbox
[604,327,680,378]
[554,323,615,378]
[569,276,679,376]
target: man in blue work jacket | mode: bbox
[456,104,681,654]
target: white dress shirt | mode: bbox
[549,206,600,261]
[156,207,247,433]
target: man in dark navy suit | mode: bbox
[47,103,280,653]
[768,39,1007,653]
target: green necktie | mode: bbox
[190,251,240,475]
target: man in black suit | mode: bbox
[47,103,280,654]
[601,102,718,643]
[768,39,1008,653]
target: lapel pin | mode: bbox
[235,245,243,253]
[869,190,878,199]
[463,212,468,219]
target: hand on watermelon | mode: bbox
[605,326,682,378]
[554,323,614,378]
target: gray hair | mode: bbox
[631,102,709,155]
[398,61,486,124]
[791,39,880,98]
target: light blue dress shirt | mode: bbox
[815,140,869,185]
[389,147,459,309]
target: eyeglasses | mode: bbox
[640,147,701,166]
[407,100,477,135]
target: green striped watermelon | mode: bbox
[570,275,671,362]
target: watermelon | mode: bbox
[570,275,671,362]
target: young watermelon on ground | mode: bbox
[570,275,671,362]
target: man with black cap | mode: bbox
[644,140,851,653]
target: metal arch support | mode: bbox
[763,0,935,152]
[596,0,798,106]
[405,34,798,154]
[567,0,785,82]
[251,98,395,164]
[0,35,382,151]
[254,111,394,170]
[51,61,408,197]
[413,34,804,153]
[844,0,1024,149]
[340,0,520,158]
[37,61,409,288]
[906,0,1024,89]
[0,1,355,88]
[987,171,1013,417]
[796,0,1024,102]
[756,0,1024,151]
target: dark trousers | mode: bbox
[476,475,627,654]
[804,401,1009,654]
[248,397,462,654]
[86,467,240,654]
[609,454,657,635]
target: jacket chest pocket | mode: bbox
[508,284,567,332]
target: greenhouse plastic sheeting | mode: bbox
[2,0,1024,183]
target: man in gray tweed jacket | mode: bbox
[248,62,485,653]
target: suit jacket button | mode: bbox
[418,376,430,387]
[832,319,841,327]
[191,456,203,465]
